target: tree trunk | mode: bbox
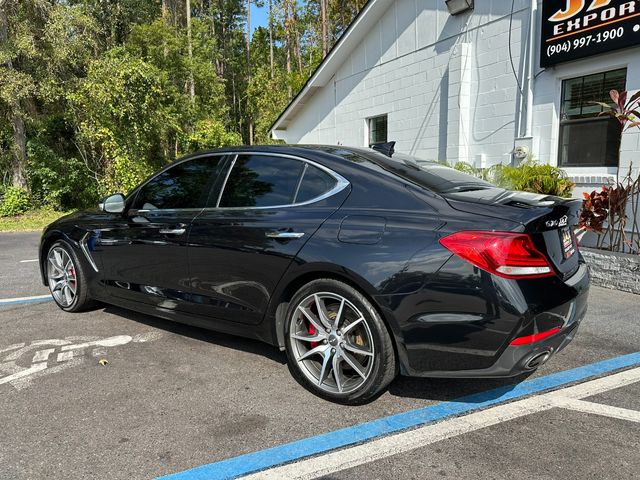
[320,0,328,57]
[269,0,274,78]
[246,0,253,145]
[9,111,27,189]
[186,0,195,102]
[0,2,28,189]
[285,0,292,98]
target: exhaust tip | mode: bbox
[524,351,551,370]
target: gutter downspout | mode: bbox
[524,0,537,138]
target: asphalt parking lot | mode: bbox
[1,232,639,480]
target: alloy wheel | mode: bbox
[289,292,375,394]
[47,247,77,308]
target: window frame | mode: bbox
[127,153,229,214]
[368,115,388,146]
[557,68,627,168]
[211,152,349,211]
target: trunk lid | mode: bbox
[443,188,582,279]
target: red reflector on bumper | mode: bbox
[510,327,561,346]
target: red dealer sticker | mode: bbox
[541,0,640,68]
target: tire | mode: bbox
[284,278,396,404]
[45,240,97,312]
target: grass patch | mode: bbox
[0,209,71,232]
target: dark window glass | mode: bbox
[295,165,337,203]
[559,69,626,167]
[366,152,493,194]
[133,156,221,210]
[219,155,305,208]
[369,115,387,145]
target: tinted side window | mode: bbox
[133,156,221,210]
[219,155,305,208]
[295,165,337,203]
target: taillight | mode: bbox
[439,231,554,279]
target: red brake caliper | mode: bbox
[309,323,319,348]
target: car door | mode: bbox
[187,153,350,325]
[97,154,226,311]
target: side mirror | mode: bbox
[99,193,126,214]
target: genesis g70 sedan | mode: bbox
[40,145,589,403]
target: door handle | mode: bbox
[265,231,305,239]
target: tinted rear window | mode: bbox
[365,151,493,194]
[296,165,337,203]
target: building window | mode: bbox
[558,69,626,167]
[368,115,387,146]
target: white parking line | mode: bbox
[554,398,640,423]
[19,259,38,263]
[242,367,640,480]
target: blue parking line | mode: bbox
[0,296,52,306]
[158,351,640,480]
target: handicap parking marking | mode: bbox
[0,294,52,306]
[157,352,640,480]
[0,332,164,390]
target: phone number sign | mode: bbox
[541,0,640,68]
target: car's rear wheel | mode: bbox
[46,241,96,312]
[284,279,396,404]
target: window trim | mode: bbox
[127,152,230,214]
[368,114,388,146]
[211,152,350,211]
[557,68,627,168]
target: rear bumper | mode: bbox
[410,319,581,378]
[383,258,590,378]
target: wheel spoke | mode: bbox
[51,279,65,292]
[313,294,333,329]
[343,342,374,357]
[291,331,324,343]
[298,306,327,336]
[341,351,367,379]
[67,280,77,295]
[48,258,63,277]
[333,298,345,330]
[341,317,364,335]
[332,353,344,393]
[53,250,63,269]
[297,344,328,362]
[63,285,73,305]
[318,349,333,386]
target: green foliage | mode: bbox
[184,120,243,152]
[0,186,32,217]
[451,159,575,198]
[0,0,367,213]
[27,141,97,210]
[491,160,575,198]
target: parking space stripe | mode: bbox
[554,398,640,423]
[157,352,640,480]
[0,294,52,306]
[244,367,640,480]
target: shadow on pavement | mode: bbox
[101,304,531,404]
[101,304,288,365]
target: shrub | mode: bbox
[27,141,98,210]
[0,186,32,217]
[490,161,575,198]
[451,159,575,198]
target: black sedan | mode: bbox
[39,146,589,404]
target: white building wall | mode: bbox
[279,0,640,184]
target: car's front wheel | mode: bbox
[46,240,96,312]
[284,279,396,404]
